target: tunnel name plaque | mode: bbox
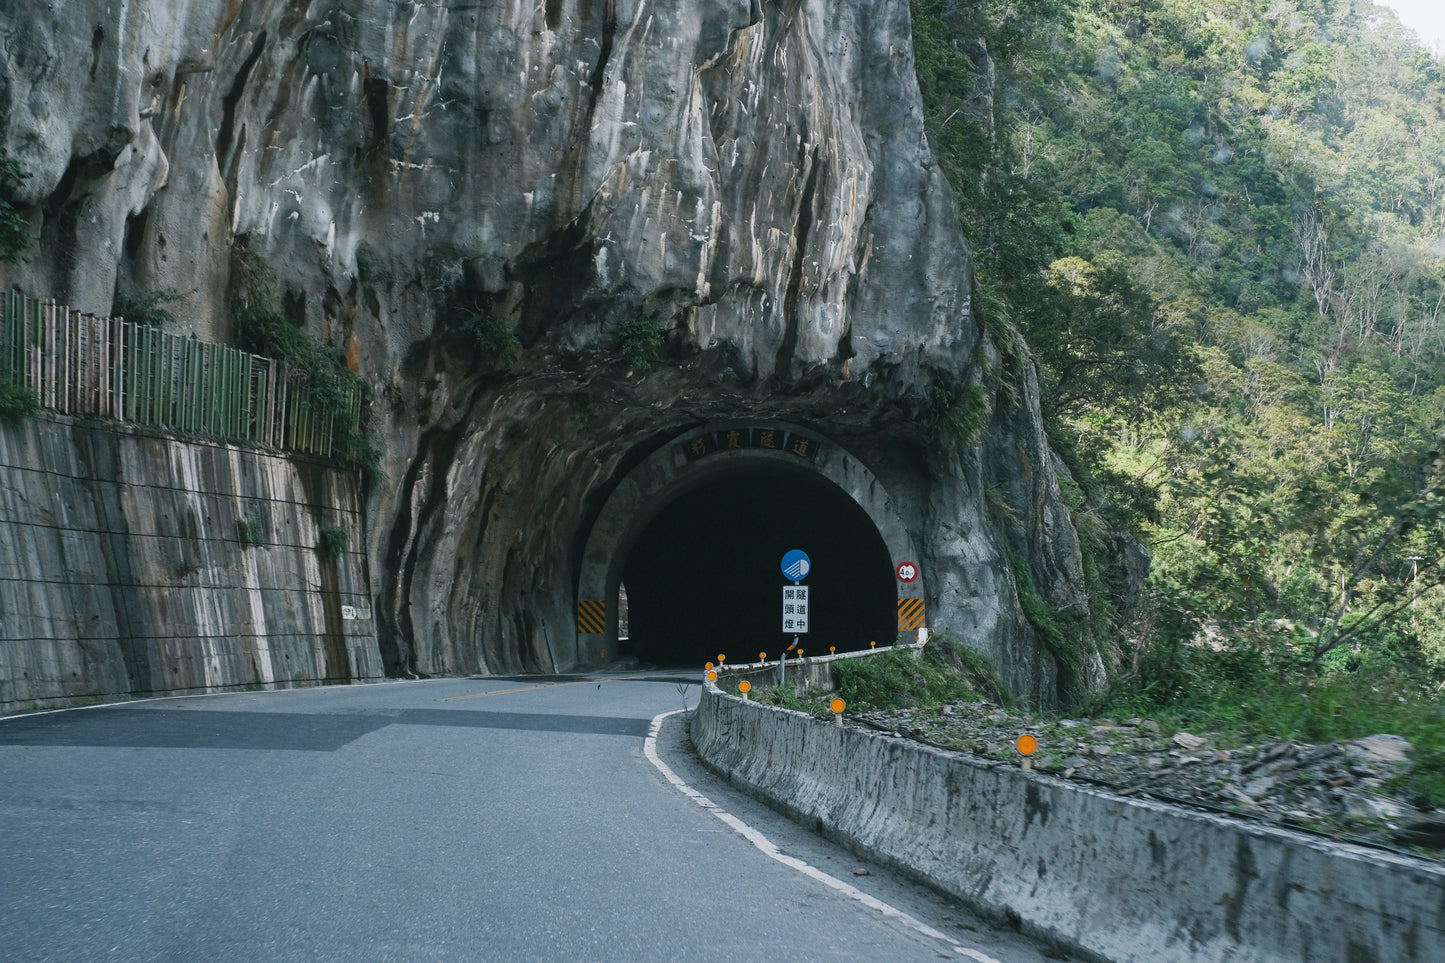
[679,427,824,463]
[782,585,810,633]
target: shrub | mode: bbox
[230,236,379,480]
[318,525,348,560]
[613,314,663,372]
[0,379,39,420]
[456,309,520,366]
[113,289,182,328]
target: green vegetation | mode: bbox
[235,515,266,548]
[318,525,348,560]
[921,632,1014,707]
[912,0,1445,725]
[612,314,663,373]
[454,307,521,367]
[930,378,991,449]
[231,236,380,483]
[1087,655,1445,807]
[749,636,1007,715]
[831,640,990,712]
[0,379,40,420]
[113,289,182,329]
[751,682,833,718]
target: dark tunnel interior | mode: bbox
[619,462,897,667]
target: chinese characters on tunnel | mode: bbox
[679,427,824,463]
[782,585,810,633]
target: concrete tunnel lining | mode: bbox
[576,423,924,666]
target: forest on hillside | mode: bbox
[913,0,1445,723]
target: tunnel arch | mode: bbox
[576,423,923,666]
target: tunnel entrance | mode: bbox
[619,462,895,666]
[574,423,924,669]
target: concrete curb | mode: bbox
[692,684,1445,963]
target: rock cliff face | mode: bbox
[0,1,1106,704]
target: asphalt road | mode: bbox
[0,675,1070,962]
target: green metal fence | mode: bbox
[0,291,360,458]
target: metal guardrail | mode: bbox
[0,291,359,458]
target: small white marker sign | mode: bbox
[782,585,810,633]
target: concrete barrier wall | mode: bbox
[0,413,382,714]
[692,685,1445,963]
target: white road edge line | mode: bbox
[645,709,1002,963]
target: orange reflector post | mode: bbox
[830,697,845,725]
[1017,734,1039,772]
[739,680,751,700]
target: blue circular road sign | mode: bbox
[781,549,811,581]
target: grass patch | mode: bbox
[749,639,1010,715]
[1087,668,1445,808]
[751,684,834,719]
[930,378,992,449]
[927,633,1015,708]
[833,645,980,712]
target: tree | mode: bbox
[1029,253,1196,421]
[1287,443,1445,672]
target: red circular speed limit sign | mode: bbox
[896,561,919,583]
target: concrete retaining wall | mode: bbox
[0,413,382,714]
[692,685,1445,963]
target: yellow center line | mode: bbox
[437,679,600,702]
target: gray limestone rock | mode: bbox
[0,0,1115,704]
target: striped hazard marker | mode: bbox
[576,599,606,634]
[897,597,926,632]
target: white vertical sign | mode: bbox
[782,585,810,633]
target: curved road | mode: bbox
[0,675,1067,962]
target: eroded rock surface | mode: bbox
[0,1,1110,703]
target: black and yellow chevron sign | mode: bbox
[576,599,606,635]
[897,597,926,632]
